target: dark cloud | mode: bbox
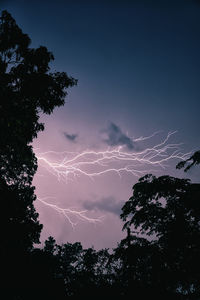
[101,122,135,150]
[63,132,78,143]
[83,196,124,216]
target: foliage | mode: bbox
[0,10,76,298]
[176,150,200,172]
[0,9,76,248]
[120,170,200,297]
[0,10,77,186]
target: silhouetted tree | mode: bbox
[121,168,200,298]
[0,10,77,298]
[113,234,165,298]
[176,150,200,172]
[56,242,114,297]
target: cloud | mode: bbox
[101,122,135,150]
[83,196,124,216]
[63,132,78,143]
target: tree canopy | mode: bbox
[0,10,77,298]
[0,10,77,185]
[120,168,200,297]
[0,9,77,247]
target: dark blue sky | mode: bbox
[3,1,200,135]
[2,0,200,248]
[3,1,200,142]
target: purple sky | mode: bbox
[2,0,200,249]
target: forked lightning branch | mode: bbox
[35,131,190,227]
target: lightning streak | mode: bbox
[37,197,103,228]
[35,131,190,181]
[35,131,191,227]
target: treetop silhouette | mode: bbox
[0,10,77,296]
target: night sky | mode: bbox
[2,0,200,249]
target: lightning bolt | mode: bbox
[35,131,190,181]
[34,131,191,227]
[37,197,103,228]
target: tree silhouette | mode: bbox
[176,150,200,172]
[0,10,77,298]
[120,168,200,298]
[55,242,114,297]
